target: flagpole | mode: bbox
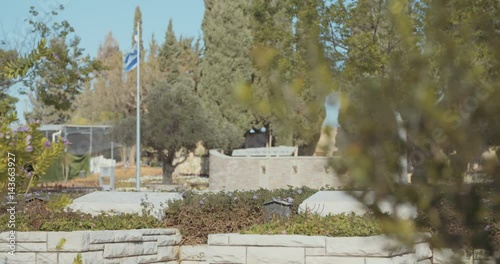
[136,21,141,191]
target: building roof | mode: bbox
[38,124,113,131]
[38,124,64,131]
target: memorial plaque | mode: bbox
[232,146,297,157]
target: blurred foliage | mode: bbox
[46,193,73,212]
[199,0,332,153]
[0,47,19,115]
[73,253,83,264]
[0,112,64,193]
[262,0,500,256]
[1,39,51,80]
[0,7,69,193]
[238,0,500,257]
[246,0,331,154]
[0,41,46,115]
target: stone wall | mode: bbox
[0,229,180,264]
[2,230,496,263]
[209,150,342,191]
[181,244,208,263]
[180,233,433,264]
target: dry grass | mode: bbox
[38,166,163,187]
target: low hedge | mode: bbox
[241,213,382,237]
[0,199,161,232]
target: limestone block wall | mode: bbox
[179,234,433,264]
[180,245,208,263]
[0,229,181,264]
[209,150,342,191]
[2,230,496,263]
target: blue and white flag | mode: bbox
[124,45,138,72]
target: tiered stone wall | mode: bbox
[180,234,433,264]
[209,150,342,191]
[0,229,180,264]
[3,230,495,263]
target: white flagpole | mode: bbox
[136,21,141,191]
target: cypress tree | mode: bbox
[249,0,329,154]
[159,19,180,75]
[199,0,255,147]
[131,6,144,56]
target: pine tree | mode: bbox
[73,32,124,123]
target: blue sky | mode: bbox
[1,0,204,122]
[1,0,204,58]
[1,0,339,127]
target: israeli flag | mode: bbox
[124,45,138,72]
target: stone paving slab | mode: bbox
[66,191,182,219]
[298,191,417,219]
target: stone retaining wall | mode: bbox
[180,234,433,264]
[3,230,495,263]
[209,150,342,191]
[0,229,180,264]
[181,245,208,263]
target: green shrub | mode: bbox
[46,194,73,212]
[0,199,161,232]
[164,186,323,244]
[242,213,382,237]
[0,112,65,193]
[414,185,498,254]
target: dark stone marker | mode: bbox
[263,200,292,223]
